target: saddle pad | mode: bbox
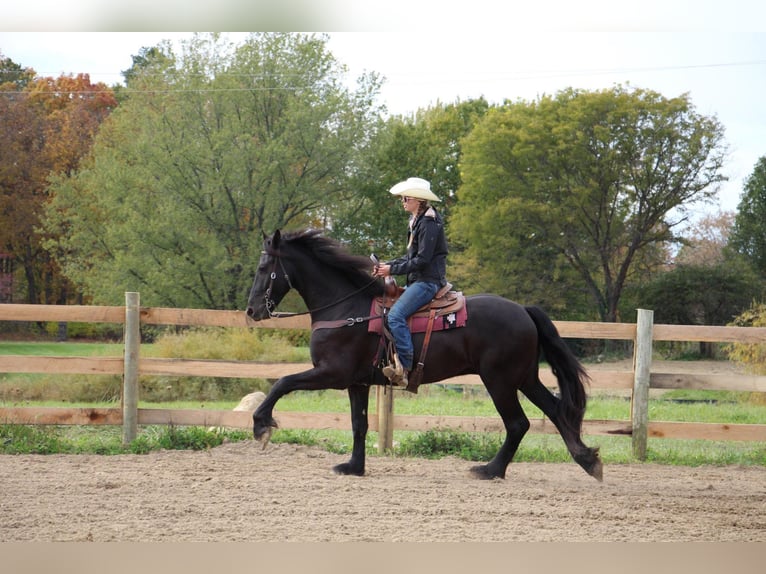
[368,298,468,335]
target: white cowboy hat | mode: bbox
[388,177,441,202]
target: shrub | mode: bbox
[0,425,64,454]
[44,322,122,341]
[726,302,766,375]
[138,327,309,401]
[397,429,502,461]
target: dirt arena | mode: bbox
[1,439,764,542]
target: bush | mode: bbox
[397,429,502,461]
[137,327,309,402]
[0,424,253,455]
[0,374,122,403]
[726,302,766,375]
[149,326,305,361]
[138,375,269,402]
[0,425,64,454]
[44,322,122,341]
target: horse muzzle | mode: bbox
[245,306,268,321]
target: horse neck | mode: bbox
[288,255,371,321]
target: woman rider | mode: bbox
[372,177,448,387]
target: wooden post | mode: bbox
[376,385,394,453]
[632,308,653,460]
[122,292,140,445]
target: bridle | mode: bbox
[262,251,294,318]
[260,250,378,321]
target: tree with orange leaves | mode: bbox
[0,58,116,305]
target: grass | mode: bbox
[1,338,764,466]
[3,422,763,467]
[1,385,764,465]
[0,423,251,455]
[0,341,124,356]
[271,385,766,425]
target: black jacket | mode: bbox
[388,207,448,287]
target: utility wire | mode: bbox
[1,60,764,96]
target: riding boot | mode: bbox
[382,353,408,387]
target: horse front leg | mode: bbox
[252,392,279,448]
[333,384,370,476]
[252,367,341,447]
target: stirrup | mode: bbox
[382,354,408,386]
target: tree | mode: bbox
[674,210,734,266]
[451,85,727,321]
[729,156,766,280]
[0,68,116,304]
[330,99,489,261]
[640,261,762,326]
[43,33,382,308]
[0,53,35,89]
[639,261,764,357]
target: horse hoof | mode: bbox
[589,458,604,482]
[469,464,504,480]
[333,462,365,476]
[259,427,273,450]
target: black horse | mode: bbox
[246,229,602,481]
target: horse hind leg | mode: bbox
[470,381,530,480]
[521,378,603,481]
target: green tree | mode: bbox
[640,262,762,326]
[729,156,766,280]
[638,261,764,357]
[330,99,489,261]
[0,53,35,89]
[451,85,727,321]
[43,33,381,308]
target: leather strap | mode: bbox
[311,315,379,330]
[407,307,437,392]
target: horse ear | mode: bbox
[272,229,281,248]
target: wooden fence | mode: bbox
[1,293,765,459]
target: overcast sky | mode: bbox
[2,2,765,216]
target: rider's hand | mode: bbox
[373,264,391,278]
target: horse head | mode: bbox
[246,230,292,320]
[246,228,387,320]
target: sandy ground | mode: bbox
[1,441,764,542]
[1,359,764,542]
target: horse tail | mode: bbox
[524,305,589,435]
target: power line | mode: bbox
[1,60,764,96]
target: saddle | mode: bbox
[369,278,468,394]
[367,279,467,335]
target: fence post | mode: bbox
[376,385,394,453]
[122,292,140,445]
[632,308,653,460]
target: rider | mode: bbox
[372,177,448,387]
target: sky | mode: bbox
[2,2,766,217]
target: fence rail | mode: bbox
[2,294,765,458]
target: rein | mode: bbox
[262,251,380,327]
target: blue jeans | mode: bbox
[386,281,439,371]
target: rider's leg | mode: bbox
[386,281,439,382]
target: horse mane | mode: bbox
[276,229,385,296]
